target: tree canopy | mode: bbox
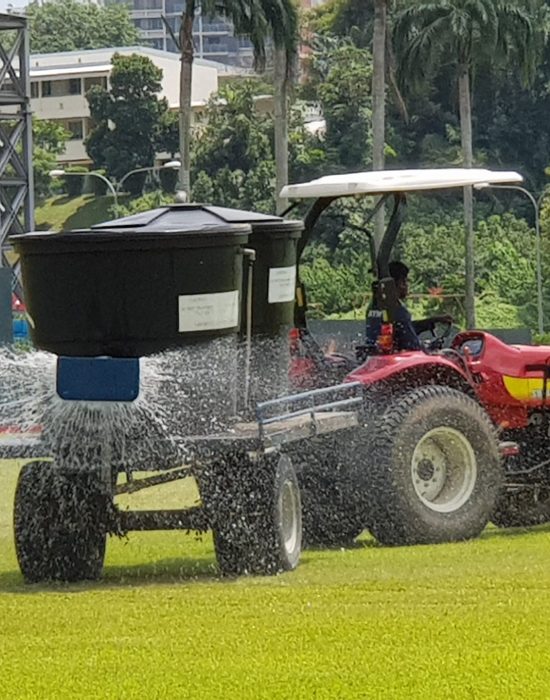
[85,53,169,185]
[175,0,299,199]
[32,120,70,198]
[27,0,139,53]
[393,0,538,91]
[32,0,550,333]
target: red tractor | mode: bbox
[281,168,550,546]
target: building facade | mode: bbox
[26,46,245,164]
[122,0,328,66]
[122,0,255,66]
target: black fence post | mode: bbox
[0,268,13,345]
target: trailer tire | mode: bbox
[366,386,502,546]
[287,434,365,548]
[492,489,550,528]
[204,453,302,576]
[300,470,364,547]
[14,461,109,583]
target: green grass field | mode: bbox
[2,460,550,699]
[34,195,115,232]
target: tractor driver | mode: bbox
[365,261,453,352]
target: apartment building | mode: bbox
[122,0,328,66]
[27,46,246,164]
[122,0,254,67]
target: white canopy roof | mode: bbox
[279,168,523,200]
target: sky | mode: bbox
[0,1,26,14]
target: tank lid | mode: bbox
[90,204,304,233]
[10,220,251,245]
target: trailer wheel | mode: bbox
[492,488,550,528]
[204,453,302,576]
[366,386,502,545]
[287,435,365,548]
[299,469,364,547]
[14,461,110,583]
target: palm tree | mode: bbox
[394,0,537,328]
[177,0,298,204]
[372,0,388,247]
[274,45,290,213]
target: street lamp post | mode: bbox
[475,183,544,335]
[49,160,182,214]
[115,160,181,196]
[49,168,119,210]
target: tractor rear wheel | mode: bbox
[366,386,502,546]
[492,488,550,528]
[202,453,302,576]
[14,461,110,583]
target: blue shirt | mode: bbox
[365,302,421,351]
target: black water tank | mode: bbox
[196,209,303,337]
[93,205,304,339]
[247,218,303,335]
[11,213,250,357]
[90,205,303,404]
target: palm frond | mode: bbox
[211,0,298,78]
[394,0,538,90]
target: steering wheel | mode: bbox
[424,320,453,351]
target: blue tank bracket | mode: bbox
[56,356,140,402]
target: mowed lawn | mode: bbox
[1,460,550,699]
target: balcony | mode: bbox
[139,28,165,38]
[130,8,163,18]
[31,94,89,121]
[56,139,89,164]
[200,22,232,34]
[203,44,230,55]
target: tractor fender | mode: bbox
[346,351,473,395]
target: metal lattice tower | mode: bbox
[0,13,33,293]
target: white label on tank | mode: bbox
[268,265,296,304]
[178,290,240,332]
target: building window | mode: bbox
[84,75,107,92]
[69,78,81,95]
[67,120,83,140]
[30,81,39,98]
[134,0,161,9]
[137,17,163,30]
[165,0,183,11]
[41,79,87,97]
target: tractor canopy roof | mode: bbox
[286,168,526,329]
[280,168,523,200]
